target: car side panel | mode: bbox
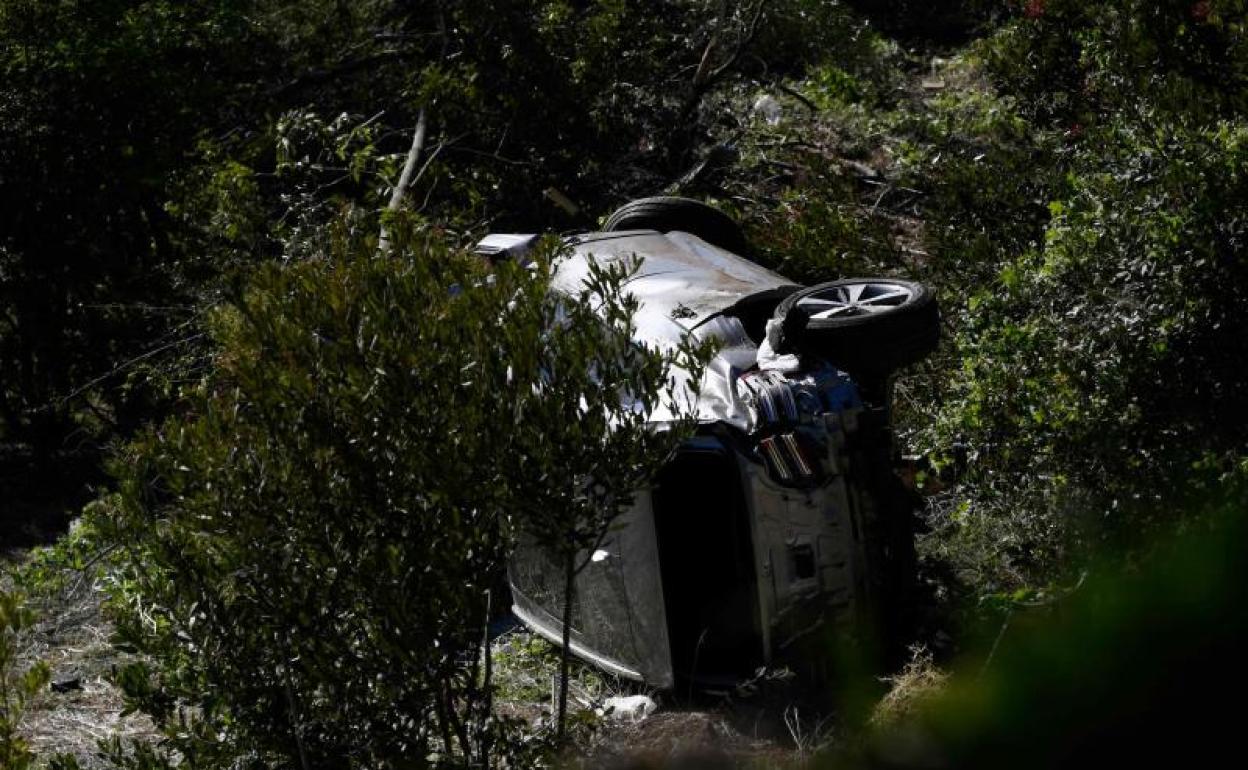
[508,491,674,688]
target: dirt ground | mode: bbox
[13,574,157,767]
[14,584,828,768]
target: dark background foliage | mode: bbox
[0,1,878,531]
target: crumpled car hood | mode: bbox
[554,230,799,431]
[556,230,795,345]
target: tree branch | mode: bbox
[378,107,427,253]
[388,107,429,213]
[706,0,767,85]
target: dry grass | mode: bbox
[13,587,832,769]
[490,629,835,768]
[576,668,847,768]
[15,573,157,768]
[581,710,794,769]
[868,645,948,731]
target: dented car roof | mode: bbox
[555,230,797,348]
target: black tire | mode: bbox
[774,278,939,376]
[602,196,751,256]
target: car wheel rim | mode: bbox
[795,282,913,320]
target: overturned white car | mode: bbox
[477,197,939,689]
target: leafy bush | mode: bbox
[812,7,1248,594]
[891,80,1067,279]
[841,498,1248,769]
[747,192,904,285]
[980,0,1248,126]
[0,590,49,770]
[0,0,892,495]
[95,218,703,767]
[914,109,1248,594]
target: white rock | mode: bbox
[753,94,782,126]
[600,694,658,723]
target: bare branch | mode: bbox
[707,0,767,85]
[388,108,429,214]
[777,82,819,113]
[691,36,718,89]
[378,107,427,253]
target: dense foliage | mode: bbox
[4,0,1248,765]
[842,501,1248,769]
[0,0,871,485]
[0,590,48,770]
[90,221,701,767]
[904,0,1248,588]
[939,121,1248,554]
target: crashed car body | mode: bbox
[478,208,937,689]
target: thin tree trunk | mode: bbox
[388,107,428,213]
[447,680,472,763]
[379,107,428,252]
[556,550,575,743]
[283,665,311,770]
[481,588,494,768]
[432,678,457,762]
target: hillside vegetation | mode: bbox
[3,1,1247,767]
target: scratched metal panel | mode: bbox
[509,492,673,687]
[554,231,795,348]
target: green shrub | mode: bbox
[980,0,1248,126]
[889,73,1068,285]
[850,10,1248,594]
[927,120,1248,587]
[96,218,703,767]
[841,498,1248,769]
[0,589,49,770]
[747,192,903,285]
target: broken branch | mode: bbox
[379,107,427,252]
